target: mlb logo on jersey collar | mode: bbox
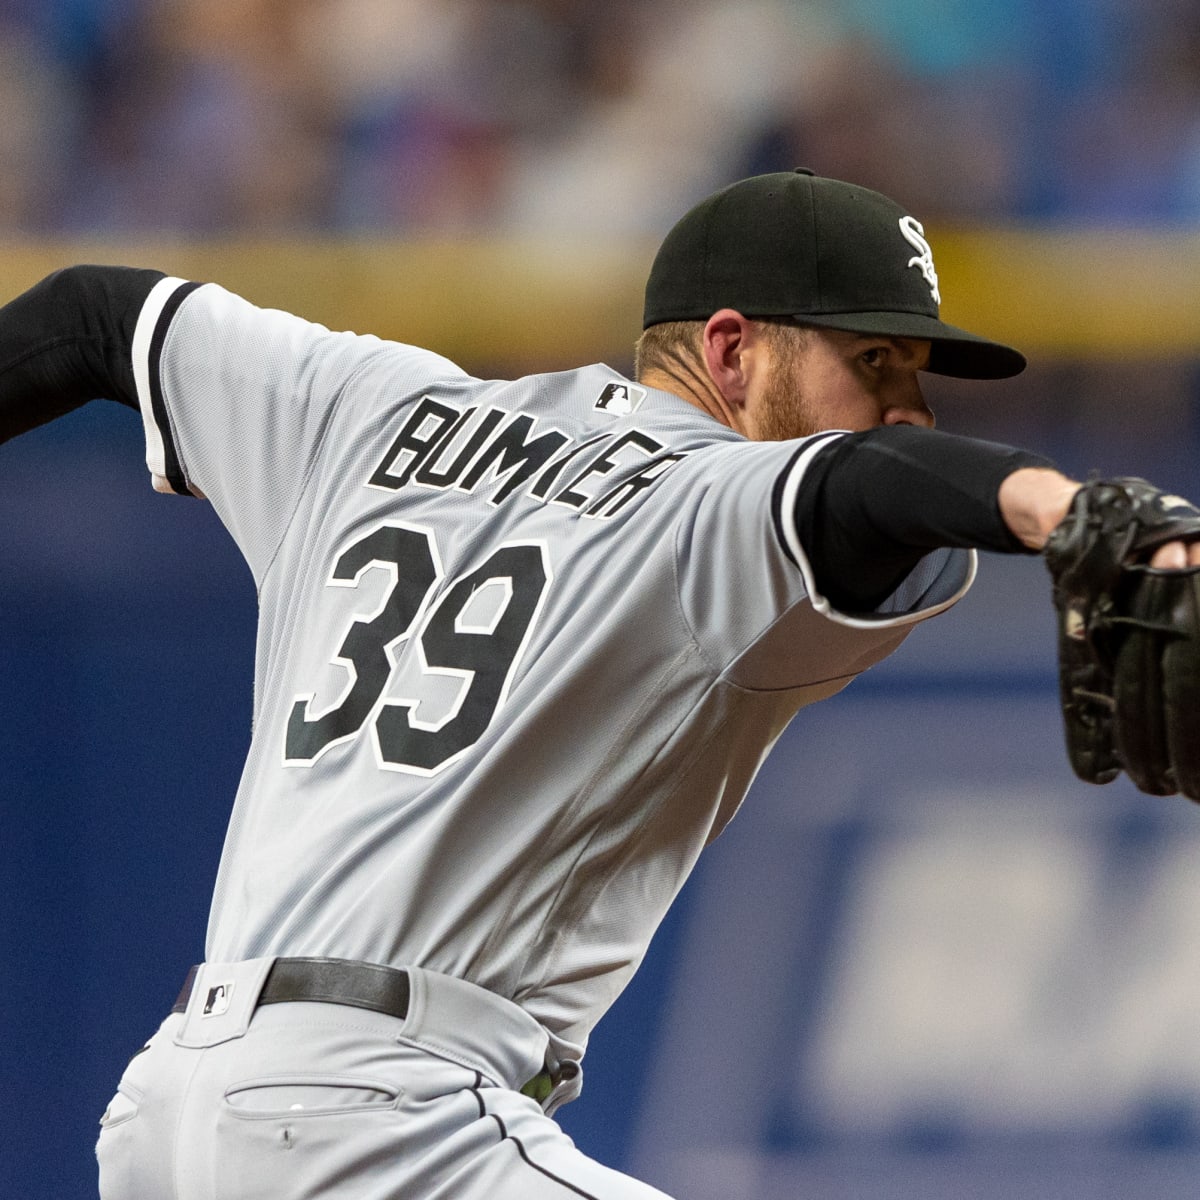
[595,382,646,416]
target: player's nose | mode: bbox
[881,386,935,429]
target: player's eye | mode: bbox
[859,346,888,368]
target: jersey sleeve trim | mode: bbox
[771,429,978,629]
[770,430,844,568]
[132,276,203,495]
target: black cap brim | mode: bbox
[795,311,1026,380]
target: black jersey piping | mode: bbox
[489,1113,601,1198]
[469,1074,601,1199]
[147,280,203,495]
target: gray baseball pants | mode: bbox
[95,959,671,1199]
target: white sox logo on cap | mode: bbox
[644,171,1025,378]
[898,215,941,305]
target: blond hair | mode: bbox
[633,320,704,382]
[634,317,809,382]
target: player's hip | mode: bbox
[95,959,540,1195]
[96,1011,500,1199]
[95,961,662,1199]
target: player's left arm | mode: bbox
[0,265,166,442]
[0,265,470,582]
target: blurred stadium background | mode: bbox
[3,1,1200,1198]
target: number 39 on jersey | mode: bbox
[284,521,552,776]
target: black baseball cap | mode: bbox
[643,169,1025,380]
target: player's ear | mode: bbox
[701,309,755,407]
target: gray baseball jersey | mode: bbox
[133,276,972,1080]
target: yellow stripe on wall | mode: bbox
[933,228,1200,359]
[2,230,1199,367]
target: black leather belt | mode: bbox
[171,957,411,1021]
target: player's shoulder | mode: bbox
[501,363,740,446]
[166,279,474,390]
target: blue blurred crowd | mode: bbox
[3,0,1200,236]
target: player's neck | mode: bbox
[638,365,734,431]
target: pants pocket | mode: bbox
[224,1075,401,1118]
[215,1075,408,1200]
[95,1084,143,1200]
[98,1086,141,1130]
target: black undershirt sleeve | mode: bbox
[793,425,1055,613]
[0,265,166,444]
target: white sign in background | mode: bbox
[632,686,1200,1200]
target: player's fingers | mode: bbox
[1150,540,1188,569]
[1147,539,1200,569]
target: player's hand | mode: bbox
[997,467,1082,551]
[1042,477,1200,802]
[999,468,1200,569]
[1149,538,1200,569]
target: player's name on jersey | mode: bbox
[368,396,688,519]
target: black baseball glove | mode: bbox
[1043,477,1200,801]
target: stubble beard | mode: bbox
[754,335,825,441]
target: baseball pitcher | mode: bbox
[2,170,1198,1199]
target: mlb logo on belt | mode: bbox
[595,383,645,415]
[202,982,234,1017]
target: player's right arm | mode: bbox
[795,427,1200,597]
[789,425,1054,612]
